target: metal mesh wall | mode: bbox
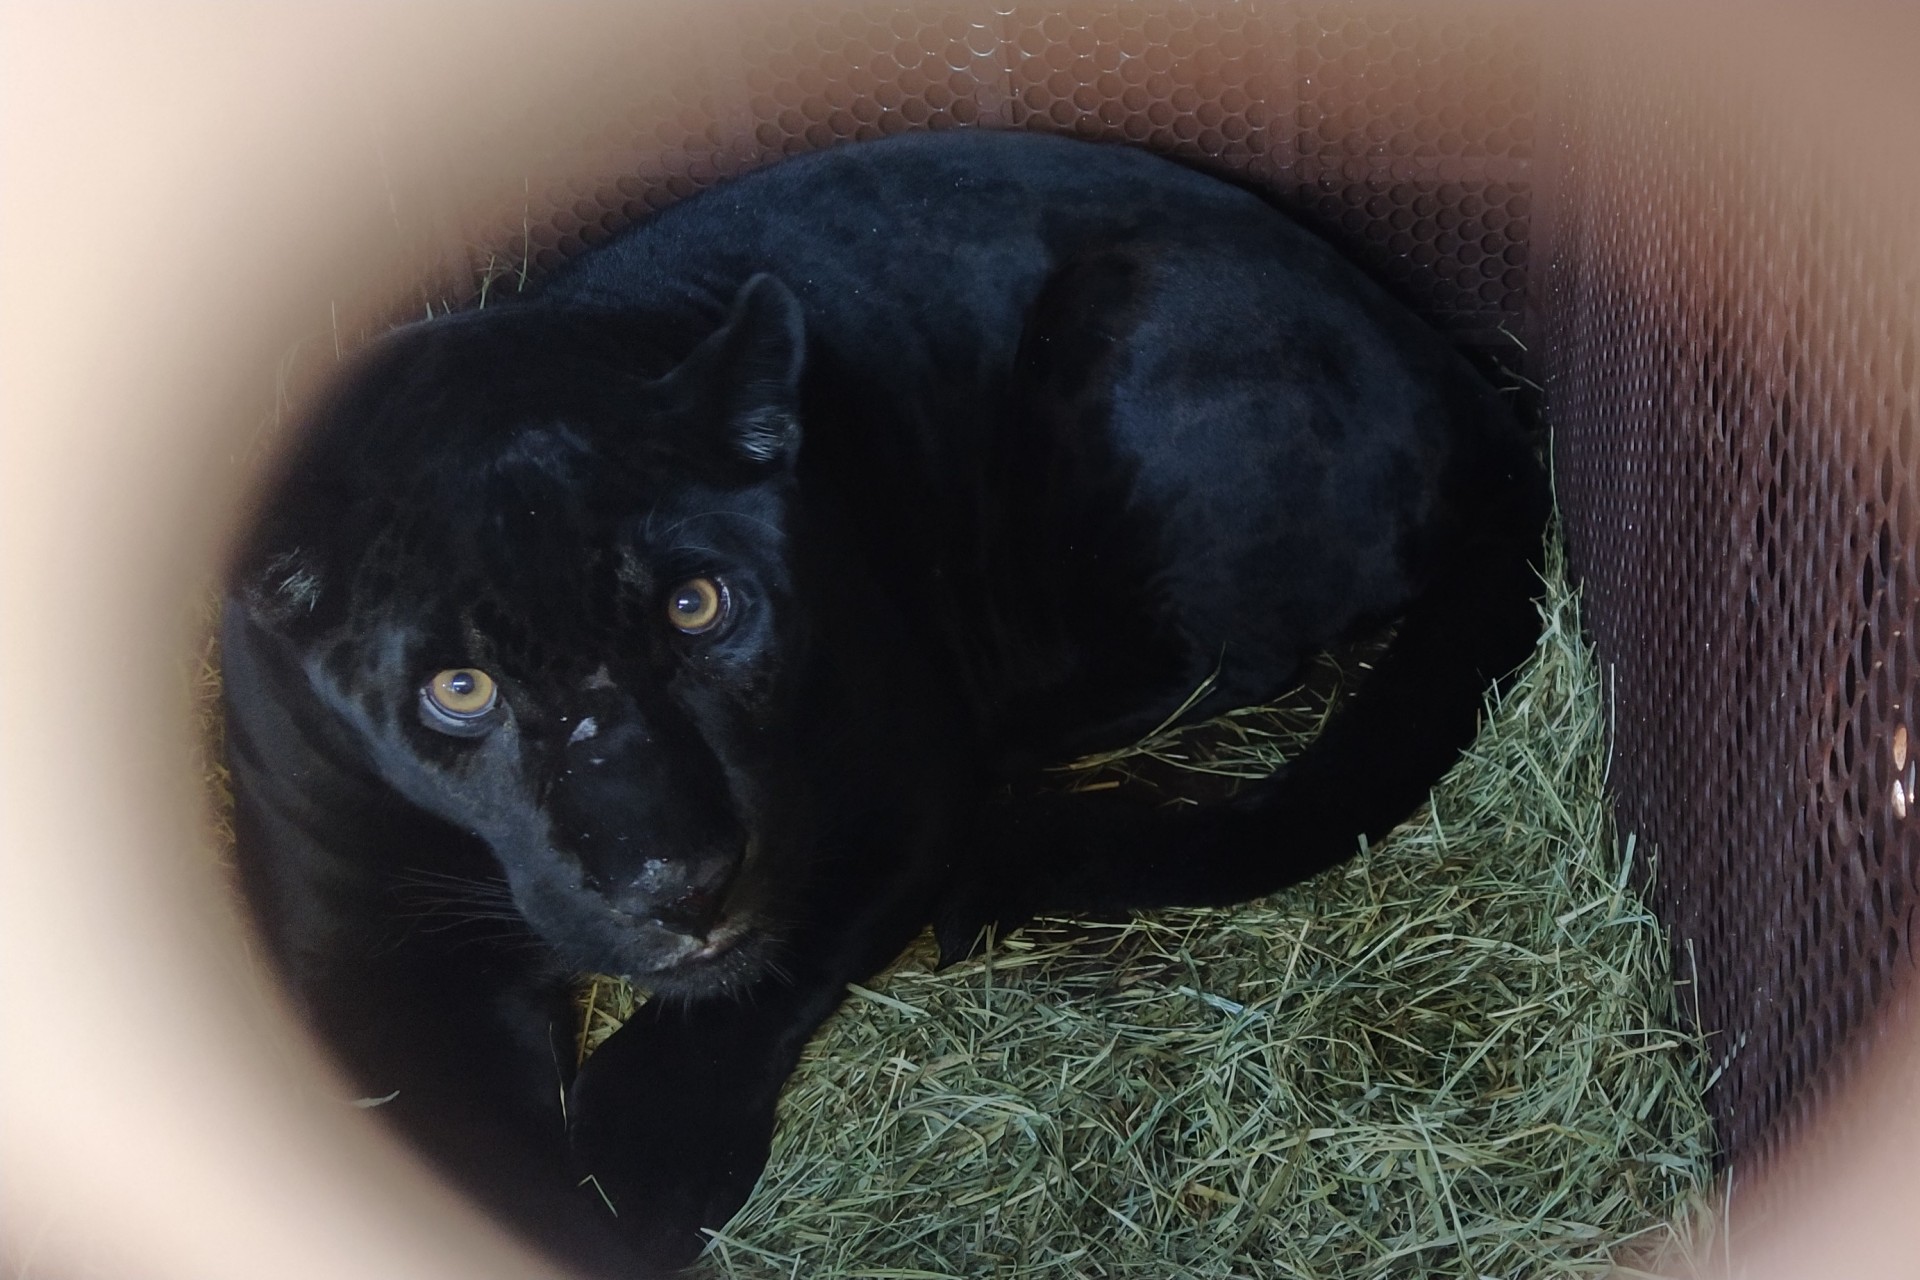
[325,2,1920,1180]
[1534,15,1920,1175]
[417,2,1538,361]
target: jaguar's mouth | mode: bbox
[685,917,752,964]
[512,837,776,986]
[622,912,763,987]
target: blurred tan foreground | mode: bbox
[2,5,1917,1278]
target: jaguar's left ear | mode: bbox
[233,540,338,637]
[668,274,807,469]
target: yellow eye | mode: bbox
[666,576,726,634]
[425,668,497,718]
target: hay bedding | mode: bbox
[566,532,1717,1279]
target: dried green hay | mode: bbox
[642,527,1716,1278]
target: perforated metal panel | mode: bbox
[328,3,1920,1181]
[439,2,1537,361]
[1534,19,1920,1174]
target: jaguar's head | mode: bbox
[232,276,829,996]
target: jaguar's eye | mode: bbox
[666,576,728,634]
[424,668,498,719]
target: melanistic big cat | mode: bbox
[223,130,1547,1274]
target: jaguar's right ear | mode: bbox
[653,274,808,471]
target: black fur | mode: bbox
[222,130,1547,1274]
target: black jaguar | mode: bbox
[222,129,1546,1273]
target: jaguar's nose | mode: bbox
[592,854,736,938]
[649,885,723,937]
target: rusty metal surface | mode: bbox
[330,2,1920,1181]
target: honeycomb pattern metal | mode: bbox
[1537,32,1920,1172]
[346,3,1920,1179]
[450,1,1538,359]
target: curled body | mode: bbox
[223,130,1547,1274]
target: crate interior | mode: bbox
[262,2,1919,1272]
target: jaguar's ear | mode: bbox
[235,542,332,634]
[668,274,807,469]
